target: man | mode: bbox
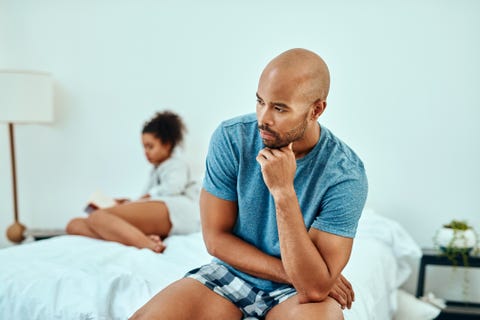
[131,48,368,320]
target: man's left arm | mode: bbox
[257,143,365,305]
[274,190,353,304]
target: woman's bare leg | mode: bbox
[66,217,102,239]
[86,201,172,252]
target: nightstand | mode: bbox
[416,248,480,320]
[24,228,66,241]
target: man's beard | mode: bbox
[259,115,309,149]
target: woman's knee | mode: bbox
[65,218,86,235]
[87,210,110,228]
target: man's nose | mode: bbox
[258,107,273,127]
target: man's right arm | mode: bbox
[200,188,289,284]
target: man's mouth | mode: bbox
[259,129,276,140]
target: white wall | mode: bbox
[1,0,479,296]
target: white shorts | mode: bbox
[149,195,200,235]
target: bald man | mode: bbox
[130,48,368,320]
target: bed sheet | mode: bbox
[0,233,211,319]
[0,211,420,319]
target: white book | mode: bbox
[84,190,117,213]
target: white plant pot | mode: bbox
[435,227,477,251]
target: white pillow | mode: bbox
[357,208,422,287]
[394,289,441,320]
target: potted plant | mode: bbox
[434,220,478,266]
[433,220,478,301]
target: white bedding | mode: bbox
[0,210,420,320]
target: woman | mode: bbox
[66,111,199,252]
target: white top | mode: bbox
[143,153,198,201]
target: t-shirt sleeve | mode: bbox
[202,124,238,201]
[311,168,368,238]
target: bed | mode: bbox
[0,209,421,320]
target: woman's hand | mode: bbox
[115,198,131,205]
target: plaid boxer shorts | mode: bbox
[185,262,297,319]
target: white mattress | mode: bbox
[0,210,420,319]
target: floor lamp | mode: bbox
[0,70,54,243]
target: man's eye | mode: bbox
[274,106,285,113]
[256,99,265,106]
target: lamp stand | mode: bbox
[5,123,26,243]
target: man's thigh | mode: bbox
[130,278,243,320]
[265,295,344,320]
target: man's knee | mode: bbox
[128,311,140,320]
[129,308,149,320]
[267,296,344,320]
[285,306,343,320]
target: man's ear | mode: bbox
[311,99,327,120]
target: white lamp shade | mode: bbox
[0,70,54,123]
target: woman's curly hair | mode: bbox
[142,110,186,150]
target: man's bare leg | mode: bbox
[266,295,344,320]
[130,278,243,320]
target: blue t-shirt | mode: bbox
[203,113,368,291]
